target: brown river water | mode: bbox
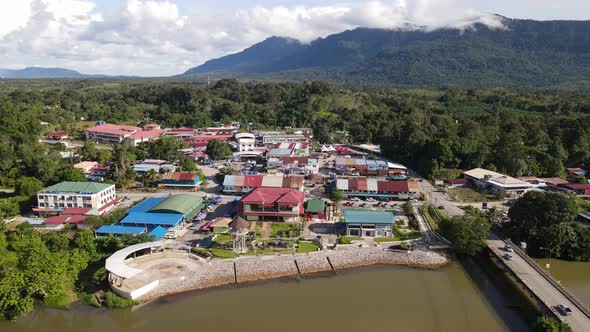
[536,259,590,307]
[0,262,532,332]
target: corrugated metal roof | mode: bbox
[121,212,183,226]
[148,194,204,216]
[261,176,282,188]
[96,225,146,235]
[147,226,169,240]
[234,175,244,186]
[127,197,166,214]
[42,181,112,194]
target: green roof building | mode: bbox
[305,198,326,214]
[36,181,117,216]
[148,194,205,219]
[42,181,112,194]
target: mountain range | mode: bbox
[4,17,590,87]
[183,17,590,87]
[0,67,125,79]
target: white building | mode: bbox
[463,168,533,196]
[35,181,117,216]
[235,132,256,152]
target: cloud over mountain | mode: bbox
[0,0,504,76]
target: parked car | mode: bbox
[503,254,513,260]
[350,197,360,201]
[366,197,376,202]
[437,205,444,210]
[555,304,572,316]
[504,245,513,252]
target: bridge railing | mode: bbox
[491,226,590,319]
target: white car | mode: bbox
[350,197,360,201]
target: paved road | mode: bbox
[487,233,590,331]
[417,180,464,216]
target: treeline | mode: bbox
[0,221,151,320]
[2,79,590,185]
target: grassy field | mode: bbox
[374,236,401,243]
[338,236,362,244]
[449,187,488,202]
[297,241,320,253]
[210,248,237,258]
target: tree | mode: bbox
[0,199,20,220]
[533,316,572,332]
[206,139,232,161]
[330,189,345,203]
[111,142,135,186]
[507,191,577,243]
[15,177,44,197]
[0,270,34,321]
[60,167,86,182]
[80,141,97,161]
[440,211,490,256]
[148,136,181,161]
[178,157,197,171]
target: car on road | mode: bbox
[555,304,572,316]
[366,197,376,202]
[350,197,360,201]
[504,245,513,252]
[437,205,444,210]
[503,254,513,260]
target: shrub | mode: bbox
[78,292,101,308]
[104,292,137,309]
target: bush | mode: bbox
[399,241,409,250]
[104,291,137,309]
[533,315,571,332]
[78,292,101,308]
[43,288,71,309]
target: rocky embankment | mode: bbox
[142,248,448,301]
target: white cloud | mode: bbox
[0,0,33,38]
[0,0,505,76]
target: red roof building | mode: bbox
[44,215,86,226]
[241,188,305,222]
[47,132,68,140]
[559,183,590,195]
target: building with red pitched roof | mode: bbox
[161,171,202,190]
[335,178,419,200]
[559,183,590,195]
[47,132,68,141]
[240,187,305,222]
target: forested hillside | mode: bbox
[1,79,590,184]
[183,18,590,87]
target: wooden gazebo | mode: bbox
[228,216,249,253]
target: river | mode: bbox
[536,259,590,307]
[0,262,531,332]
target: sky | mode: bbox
[0,0,589,77]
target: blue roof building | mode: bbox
[126,197,167,214]
[147,226,169,240]
[342,209,395,238]
[96,225,147,236]
[121,212,183,227]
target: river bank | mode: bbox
[140,247,449,301]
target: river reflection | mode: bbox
[0,262,531,332]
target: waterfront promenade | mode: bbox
[487,232,590,331]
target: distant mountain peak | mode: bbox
[181,17,590,87]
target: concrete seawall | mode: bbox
[141,248,448,301]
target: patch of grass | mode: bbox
[297,241,320,253]
[210,248,237,258]
[420,205,439,230]
[214,234,232,244]
[449,187,487,203]
[338,236,362,244]
[374,236,401,243]
[575,197,590,213]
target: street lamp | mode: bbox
[539,247,553,269]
